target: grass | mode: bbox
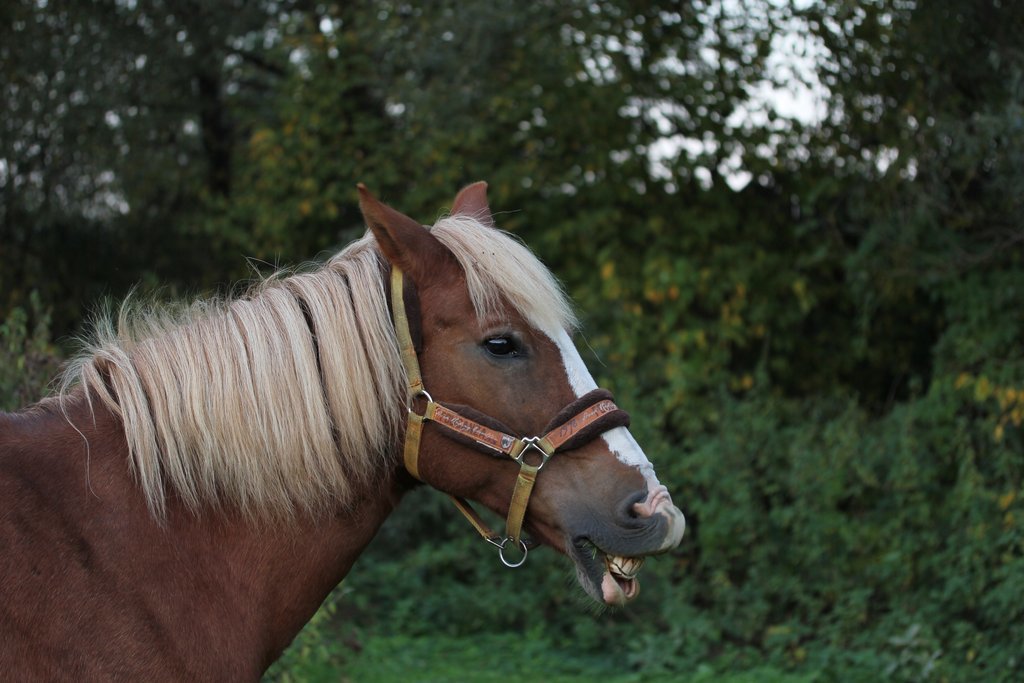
[268,631,817,683]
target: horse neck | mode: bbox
[4,392,404,677]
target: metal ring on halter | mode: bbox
[512,437,551,470]
[496,537,529,568]
[407,389,433,415]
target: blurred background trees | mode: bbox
[2,1,1022,681]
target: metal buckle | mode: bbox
[512,437,551,470]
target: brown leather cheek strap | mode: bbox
[391,266,629,568]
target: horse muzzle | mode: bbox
[565,488,686,606]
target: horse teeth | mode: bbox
[606,554,644,579]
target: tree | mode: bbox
[1,0,297,333]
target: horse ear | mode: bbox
[357,184,453,283]
[451,181,494,227]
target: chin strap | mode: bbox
[390,266,628,567]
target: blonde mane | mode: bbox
[62,215,575,521]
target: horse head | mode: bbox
[359,182,685,606]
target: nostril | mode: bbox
[622,490,650,519]
[631,500,654,519]
[632,485,671,518]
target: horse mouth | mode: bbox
[603,553,644,604]
[573,540,646,606]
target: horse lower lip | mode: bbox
[600,552,644,604]
[601,571,639,604]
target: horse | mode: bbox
[0,182,686,680]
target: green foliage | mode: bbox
[667,386,1021,681]
[268,625,815,683]
[264,587,349,682]
[336,636,814,683]
[0,292,62,411]
[5,0,1024,681]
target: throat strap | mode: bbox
[403,412,425,480]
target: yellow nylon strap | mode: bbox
[449,495,501,542]
[393,266,427,481]
[504,463,539,544]
[404,413,424,480]
[391,267,423,394]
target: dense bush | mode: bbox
[0,293,62,411]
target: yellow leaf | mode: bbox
[975,376,992,401]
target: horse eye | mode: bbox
[483,336,519,357]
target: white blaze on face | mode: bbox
[550,329,662,492]
[551,327,686,556]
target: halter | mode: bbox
[390,266,629,567]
